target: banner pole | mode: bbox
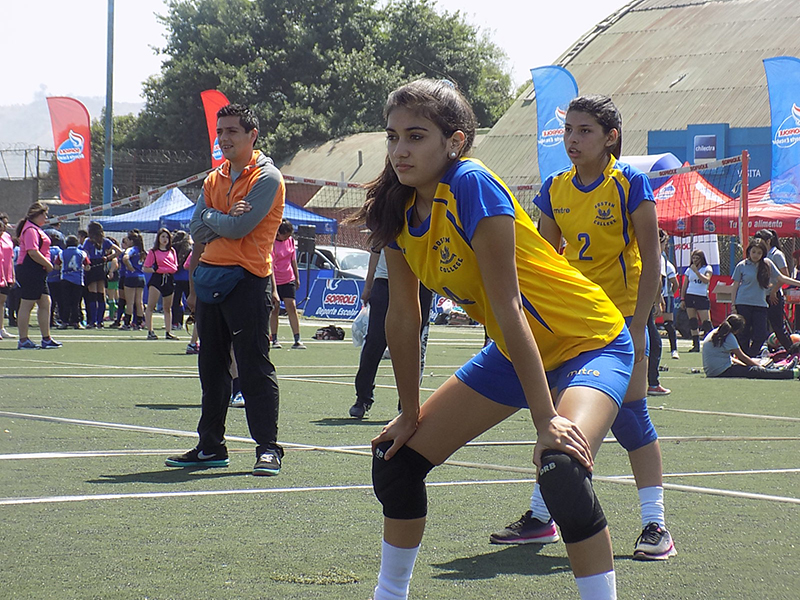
[102,0,115,216]
[740,150,749,248]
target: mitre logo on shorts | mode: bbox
[566,367,601,379]
[433,237,463,274]
[774,103,800,149]
[593,201,616,227]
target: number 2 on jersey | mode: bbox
[577,232,592,260]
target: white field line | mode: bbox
[2,413,798,506]
[1,466,797,507]
[0,479,536,507]
[3,358,799,426]
[4,436,800,462]
[650,405,800,422]
[3,411,799,452]
[435,460,800,505]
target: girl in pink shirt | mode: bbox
[0,212,16,338]
[143,228,179,340]
[14,202,61,349]
[269,220,305,349]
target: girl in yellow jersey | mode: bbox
[359,79,633,600]
[493,95,675,561]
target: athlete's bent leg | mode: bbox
[373,376,517,600]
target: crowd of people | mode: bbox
[0,214,199,345]
[4,91,800,600]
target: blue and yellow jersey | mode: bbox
[534,156,654,317]
[392,158,624,371]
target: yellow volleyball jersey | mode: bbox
[534,156,655,317]
[392,158,624,371]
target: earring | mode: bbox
[449,151,457,159]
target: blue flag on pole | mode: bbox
[531,66,578,181]
[763,56,800,204]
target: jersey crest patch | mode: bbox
[593,201,617,227]
[433,237,463,274]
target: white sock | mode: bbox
[529,483,552,522]
[575,570,617,600]
[638,485,666,528]
[373,540,420,600]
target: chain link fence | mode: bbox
[4,147,798,277]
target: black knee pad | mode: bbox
[689,317,699,331]
[537,450,607,544]
[372,442,435,520]
[701,320,713,335]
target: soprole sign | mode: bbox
[773,103,800,149]
[304,278,365,320]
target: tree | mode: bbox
[130,0,513,162]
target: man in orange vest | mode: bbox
[166,103,286,476]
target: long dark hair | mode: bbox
[746,238,771,289]
[567,95,623,159]
[712,314,745,347]
[354,78,478,249]
[87,221,106,249]
[127,230,145,254]
[15,202,49,238]
[754,228,782,253]
[171,230,192,266]
[152,228,172,251]
[691,249,708,267]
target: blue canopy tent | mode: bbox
[159,200,338,234]
[95,188,194,233]
[620,153,682,189]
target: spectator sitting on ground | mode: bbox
[702,313,797,379]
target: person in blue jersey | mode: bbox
[46,233,63,327]
[104,236,121,325]
[492,95,676,562]
[121,230,146,330]
[356,79,634,600]
[57,235,90,329]
[80,221,121,328]
[110,235,130,328]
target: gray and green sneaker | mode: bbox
[253,447,282,476]
[165,447,229,468]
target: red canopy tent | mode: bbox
[654,169,734,235]
[693,180,800,237]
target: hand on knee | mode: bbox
[537,450,607,544]
[372,442,434,520]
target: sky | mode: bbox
[6,0,631,113]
